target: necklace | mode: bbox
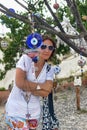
[35,66,39,71]
[21,90,31,119]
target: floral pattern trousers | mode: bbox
[5,115,38,130]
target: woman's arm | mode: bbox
[39,80,53,93]
[32,90,50,97]
[15,68,38,91]
[15,68,53,93]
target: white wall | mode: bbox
[0,50,15,89]
[57,55,87,78]
[0,68,15,89]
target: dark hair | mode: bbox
[42,35,56,58]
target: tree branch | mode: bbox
[34,14,87,39]
[66,0,86,32]
[35,24,87,57]
[44,0,65,33]
[0,4,30,24]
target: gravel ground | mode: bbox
[0,87,87,130]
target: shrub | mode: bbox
[0,87,6,91]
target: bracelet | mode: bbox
[36,85,41,90]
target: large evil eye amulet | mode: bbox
[26,33,42,62]
[26,33,42,49]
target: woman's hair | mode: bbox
[42,35,56,58]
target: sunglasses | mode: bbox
[41,44,55,51]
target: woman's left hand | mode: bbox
[40,80,53,93]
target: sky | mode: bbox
[0,0,26,12]
[0,0,64,35]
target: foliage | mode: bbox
[0,14,32,79]
[0,87,6,91]
[57,0,87,30]
[57,75,74,85]
[77,109,87,114]
[56,44,70,55]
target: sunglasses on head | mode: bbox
[41,44,55,51]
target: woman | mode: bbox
[5,34,58,130]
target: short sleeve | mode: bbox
[46,66,54,81]
[16,54,32,72]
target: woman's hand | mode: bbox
[39,80,53,93]
[32,90,50,97]
[32,80,53,97]
[16,68,53,94]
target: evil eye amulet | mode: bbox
[54,66,61,75]
[26,33,42,49]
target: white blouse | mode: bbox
[5,54,54,120]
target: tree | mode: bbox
[0,0,87,79]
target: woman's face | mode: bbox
[39,39,54,60]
